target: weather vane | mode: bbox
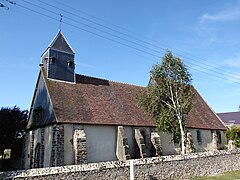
[59,14,63,31]
[0,3,9,10]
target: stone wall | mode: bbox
[51,125,64,167]
[116,126,130,161]
[134,128,147,158]
[73,128,87,164]
[2,150,240,180]
[24,124,227,169]
[40,127,45,168]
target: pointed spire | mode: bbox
[48,31,75,54]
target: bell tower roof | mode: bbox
[43,31,75,55]
[41,31,75,83]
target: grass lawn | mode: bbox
[192,170,240,180]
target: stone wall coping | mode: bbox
[1,149,240,178]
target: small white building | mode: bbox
[23,32,227,169]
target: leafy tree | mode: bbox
[0,106,28,171]
[138,51,194,154]
[226,126,240,147]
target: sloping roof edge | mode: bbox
[186,88,227,131]
[201,92,227,130]
[26,67,59,130]
[40,67,60,125]
[26,71,41,129]
[41,31,75,57]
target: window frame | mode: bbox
[197,130,202,145]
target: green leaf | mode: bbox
[138,51,194,148]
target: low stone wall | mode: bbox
[1,150,240,180]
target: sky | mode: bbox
[1,0,240,113]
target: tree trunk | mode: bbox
[179,120,186,154]
[177,114,186,154]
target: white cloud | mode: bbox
[224,54,240,68]
[196,7,240,45]
[200,8,240,25]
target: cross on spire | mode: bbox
[59,14,63,31]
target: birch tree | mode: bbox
[138,51,194,154]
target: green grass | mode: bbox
[0,149,11,160]
[4,149,11,159]
[192,170,240,180]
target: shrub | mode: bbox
[226,126,240,147]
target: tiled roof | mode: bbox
[217,112,240,125]
[44,70,226,130]
[46,73,154,126]
[186,89,226,130]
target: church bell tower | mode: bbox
[41,31,75,83]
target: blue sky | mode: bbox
[1,0,240,113]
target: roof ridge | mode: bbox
[218,111,240,114]
[110,80,145,88]
[75,73,146,88]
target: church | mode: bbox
[23,31,227,169]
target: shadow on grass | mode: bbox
[192,170,240,180]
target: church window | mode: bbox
[197,130,202,145]
[33,106,43,122]
[216,130,222,144]
[50,57,56,64]
[68,60,74,68]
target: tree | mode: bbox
[226,126,240,147]
[138,51,194,154]
[0,106,28,171]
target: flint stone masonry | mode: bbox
[151,132,162,156]
[134,128,147,158]
[2,150,240,179]
[73,128,87,164]
[40,127,45,168]
[116,126,130,161]
[51,125,64,167]
[186,132,194,154]
[30,131,34,169]
[212,131,218,151]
